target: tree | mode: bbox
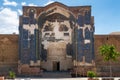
[99,44,120,77]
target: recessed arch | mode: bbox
[37,6,76,29]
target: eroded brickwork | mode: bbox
[94,35,120,77]
[19,2,95,74]
[0,35,18,76]
[0,34,120,76]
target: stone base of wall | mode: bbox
[19,64,42,75]
[71,66,96,77]
[96,66,120,77]
[0,77,4,80]
[41,57,73,71]
[0,63,17,77]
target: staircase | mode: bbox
[41,71,71,78]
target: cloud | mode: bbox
[44,0,54,6]
[3,0,17,6]
[0,8,19,34]
[17,9,22,15]
[28,3,37,6]
[21,2,26,6]
[21,2,37,6]
[0,7,4,10]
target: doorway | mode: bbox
[53,61,60,71]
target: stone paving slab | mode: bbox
[5,77,120,80]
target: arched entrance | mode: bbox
[38,6,75,71]
[53,61,60,71]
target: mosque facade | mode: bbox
[0,2,120,77]
[19,2,95,73]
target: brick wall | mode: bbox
[0,34,120,76]
[0,34,18,76]
[94,35,120,77]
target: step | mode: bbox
[41,71,71,78]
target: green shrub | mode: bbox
[9,71,16,79]
[87,71,96,78]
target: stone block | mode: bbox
[0,77,4,80]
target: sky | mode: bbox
[0,0,120,34]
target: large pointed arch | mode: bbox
[37,4,76,29]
